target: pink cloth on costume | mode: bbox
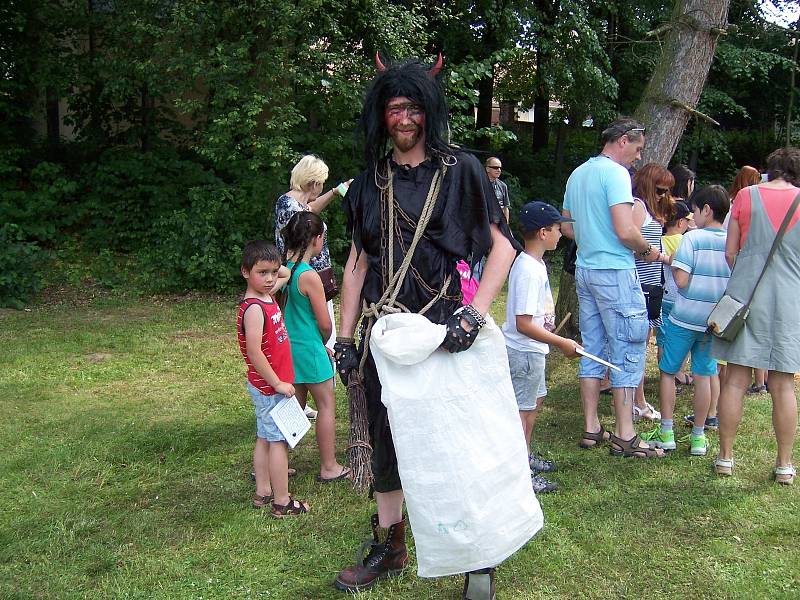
[456,260,478,305]
[732,185,800,249]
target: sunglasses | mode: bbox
[656,187,670,195]
[487,166,502,170]
[626,126,646,135]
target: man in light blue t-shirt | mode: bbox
[561,117,665,459]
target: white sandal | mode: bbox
[713,455,734,476]
[775,464,796,486]
[633,402,661,422]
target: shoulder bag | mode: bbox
[707,189,800,342]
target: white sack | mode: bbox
[370,312,543,578]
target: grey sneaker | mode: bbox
[529,453,556,473]
[531,473,558,494]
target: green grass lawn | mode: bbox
[1,292,798,599]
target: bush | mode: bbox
[0,224,44,309]
[138,183,265,292]
[0,161,77,245]
[79,147,221,252]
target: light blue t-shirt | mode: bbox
[669,227,731,332]
[563,156,635,270]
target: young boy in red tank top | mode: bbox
[238,241,309,517]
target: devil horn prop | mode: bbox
[375,52,387,72]
[429,52,443,77]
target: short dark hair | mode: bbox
[688,185,730,223]
[600,117,645,145]
[766,147,800,186]
[241,240,281,272]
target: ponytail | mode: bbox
[281,211,325,291]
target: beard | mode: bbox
[389,124,424,153]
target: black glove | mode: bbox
[441,307,482,353]
[333,338,360,385]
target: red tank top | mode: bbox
[237,297,294,395]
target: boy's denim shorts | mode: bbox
[575,267,648,389]
[247,382,287,442]
[507,346,547,411]
[658,319,718,377]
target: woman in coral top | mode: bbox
[712,148,800,485]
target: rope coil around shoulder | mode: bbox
[357,163,451,374]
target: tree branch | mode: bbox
[669,100,720,126]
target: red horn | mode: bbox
[375,52,387,72]
[429,52,443,77]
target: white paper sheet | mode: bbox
[269,395,311,448]
[577,347,622,372]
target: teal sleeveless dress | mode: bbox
[283,262,335,383]
[712,185,800,372]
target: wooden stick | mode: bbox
[554,312,571,335]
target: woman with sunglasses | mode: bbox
[630,163,675,421]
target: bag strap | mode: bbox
[742,187,800,307]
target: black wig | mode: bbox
[359,57,453,172]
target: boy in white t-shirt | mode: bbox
[503,201,582,494]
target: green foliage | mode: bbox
[138,184,262,292]
[79,147,221,252]
[0,161,77,244]
[0,224,44,309]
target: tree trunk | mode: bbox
[786,22,799,146]
[476,67,494,127]
[554,269,580,340]
[635,0,731,165]
[531,48,549,150]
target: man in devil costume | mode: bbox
[333,54,518,598]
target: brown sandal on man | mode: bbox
[579,425,611,449]
[271,496,310,519]
[252,493,273,509]
[609,433,664,458]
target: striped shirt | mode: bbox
[668,228,731,332]
[237,297,294,395]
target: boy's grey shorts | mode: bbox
[506,346,547,411]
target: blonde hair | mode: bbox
[290,155,329,191]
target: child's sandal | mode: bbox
[271,496,310,518]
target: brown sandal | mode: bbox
[252,493,273,509]
[579,425,611,449]
[609,434,664,458]
[271,495,310,519]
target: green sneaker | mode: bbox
[640,426,676,451]
[690,433,708,456]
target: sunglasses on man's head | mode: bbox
[626,126,646,135]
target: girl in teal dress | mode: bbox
[282,212,350,483]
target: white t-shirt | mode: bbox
[502,253,555,354]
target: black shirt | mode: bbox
[344,150,518,324]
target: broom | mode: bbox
[346,371,373,492]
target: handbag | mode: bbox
[641,283,664,321]
[707,189,800,341]
[317,266,339,302]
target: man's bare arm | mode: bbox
[470,223,516,315]
[338,242,368,338]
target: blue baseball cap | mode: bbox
[519,201,574,233]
